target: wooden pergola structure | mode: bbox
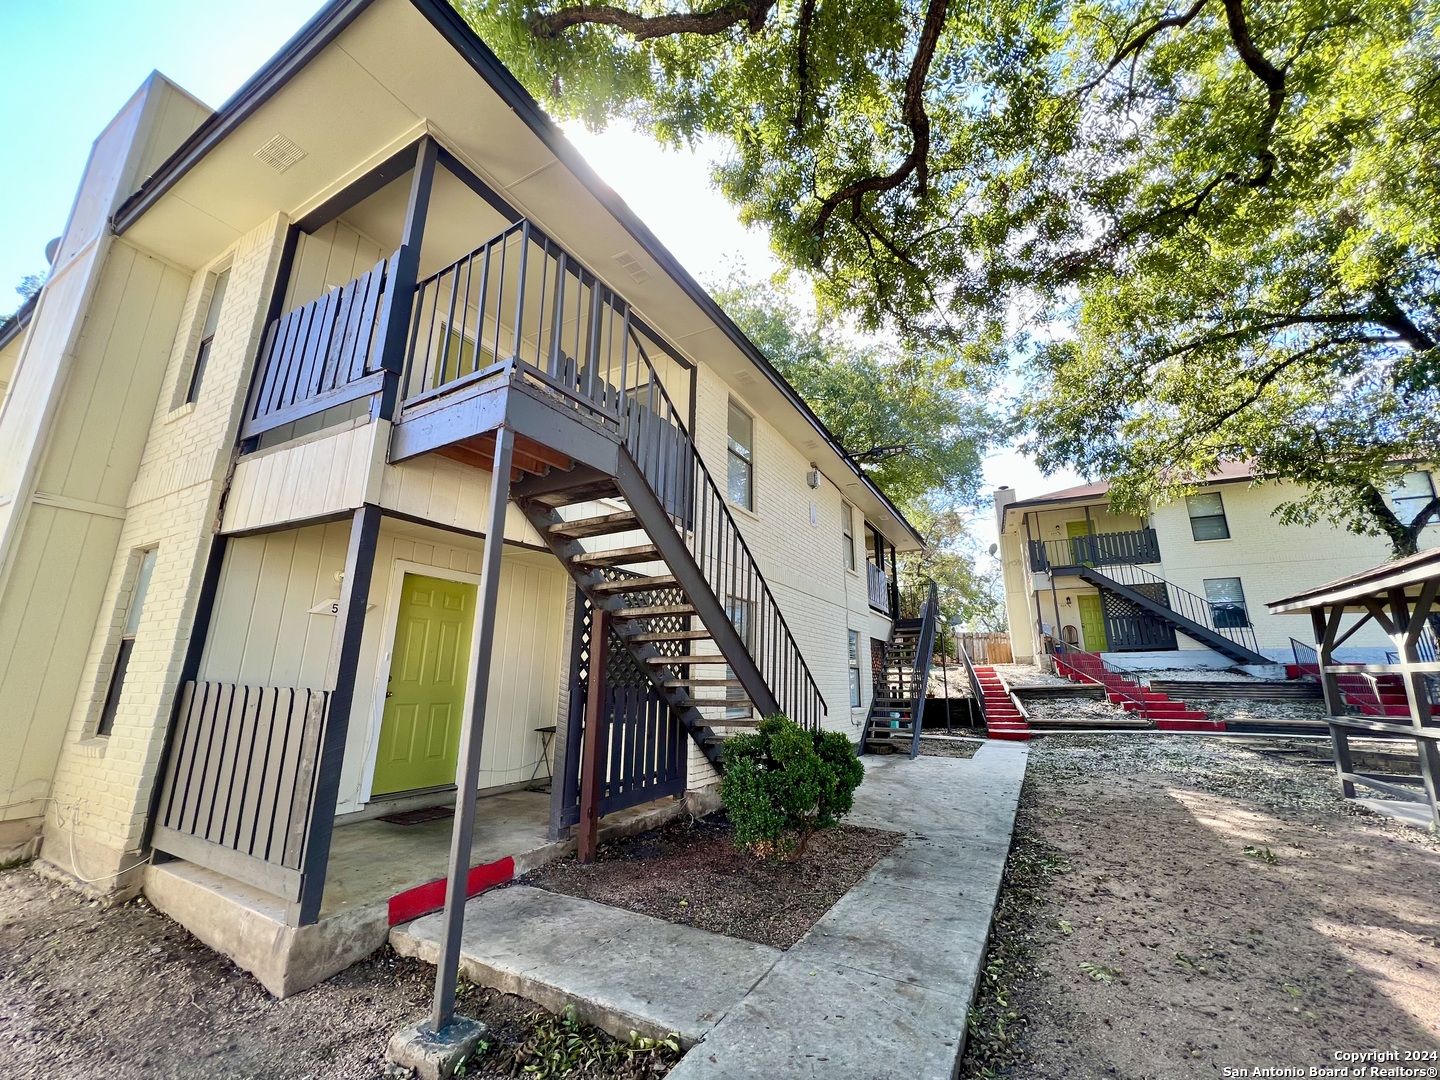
[1268,549,1440,830]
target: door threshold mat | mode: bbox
[378,806,454,826]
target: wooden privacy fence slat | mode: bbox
[152,681,329,902]
[242,257,393,439]
[955,632,1012,665]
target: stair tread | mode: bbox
[549,511,640,538]
[662,678,745,688]
[645,655,731,666]
[613,603,697,619]
[570,544,661,568]
[627,629,712,643]
[592,574,679,595]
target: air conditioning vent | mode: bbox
[612,249,652,284]
[254,133,308,173]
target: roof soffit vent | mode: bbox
[612,249,652,284]
[254,133,308,173]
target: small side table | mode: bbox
[530,725,557,787]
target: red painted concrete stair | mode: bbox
[976,666,1031,741]
[1335,673,1411,717]
[1054,651,1225,731]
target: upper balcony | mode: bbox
[1027,528,1161,573]
[232,139,694,500]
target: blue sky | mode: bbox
[0,0,318,300]
[0,0,1075,530]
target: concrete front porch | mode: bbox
[144,786,705,999]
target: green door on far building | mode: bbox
[1077,594,1108,652]
[372,573,476,797]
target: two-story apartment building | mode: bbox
[0,0,924,995]
[996,464,1440,670]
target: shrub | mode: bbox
[719,714,865,859]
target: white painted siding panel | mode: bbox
[199,522,568,815]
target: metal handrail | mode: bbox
[1088,563,1262,656]
[908,580,939,758]
[1028,528,1161,572]
[402,219,827,730]
[1290,637,1321,678]
[957,633,985,712]
[1055,648,1149,722]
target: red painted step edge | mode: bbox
[388,855,516,926]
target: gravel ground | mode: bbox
[993,663,1076,688]
[917,737,982,758]
[1128,666,1267,684]
[1023,696,1131,726]
[1188,697,1330,726]
[960,734,1440,1080]
[517,813,902,950]
[0,869,677,1080]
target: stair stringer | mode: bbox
[1076,567,1270,665]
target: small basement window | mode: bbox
[1186,492,1230,541]
[96,548,158,737]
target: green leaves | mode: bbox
[468,0,1440,545]
[719,714,865,857]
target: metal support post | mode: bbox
[578,608,611,864]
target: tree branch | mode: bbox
[529,0,776,41]
[811,0,950,242]
[793,0,817,134]
[1219,0,1286,186]
[1078,0,1211,95]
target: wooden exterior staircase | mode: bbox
[862,580,939,757]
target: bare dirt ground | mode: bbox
[0,869,678,1080]
[518,812,901,949]
[961,734,1440,1080]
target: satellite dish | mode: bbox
[987,543,998,557]
[45,237,60,265]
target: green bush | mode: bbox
[719,714,865,859]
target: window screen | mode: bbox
[1186,492,1230,541]
[727,401,754,510]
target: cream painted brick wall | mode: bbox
[693,366,885,739]
[1150,481,1440,657]
[1001,480,1440,663]
[43,215,290,872]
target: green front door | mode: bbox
[372,574,476,797]
[1066,520,1094,565]
[1077,594,1108,652]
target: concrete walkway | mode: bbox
[392,741,1028,1077]
[392,886,779,1045]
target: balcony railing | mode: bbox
[1028,528,1160,572]
[401,219,668,436]
[866,561,891,615]
[241,257,394,439]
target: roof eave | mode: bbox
[109,0,924,550]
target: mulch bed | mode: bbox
[517,813,903,950]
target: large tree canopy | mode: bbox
[465,0,1440,552]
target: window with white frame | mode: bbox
[1203,576,1250,628]
[96,549,158,737]
[185,268,230,404]
[725,595,754,718]
[1186,492,1231,541]
[1388,471,1436,522]
[727,400,754,511]
[842,502,857,571]
[848,630,862,708]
